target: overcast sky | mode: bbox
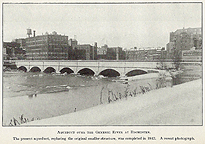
[3,3,202,48]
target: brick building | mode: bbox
[3,42,25,60]
[97,44,108,60]
[106,47,126,60]
[15,38,26,49]
[68,38,78,48]
[166,27,202,59]
[25,31,69,60]
[182,49,202,61]
[126,47,165,61]
[74,43,97,60]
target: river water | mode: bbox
[3,62,202,126]
[3,72,121,125]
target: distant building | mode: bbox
[3,46,7,60]
[74,44,91,60]
[3,42,22,60]
[97,44,108,60]
[15,38,26,49]
[126,47,165,61]
[68,38,78,48]
[8,29,101,60]
[166,27,202,59]
[106,47,125,60]
[25,31,69,60]
[74,43,97,60]
[182,49,202,61]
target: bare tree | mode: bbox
[158,51,167,70]
[172,48,181,70]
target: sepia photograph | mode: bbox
[2,2,202,127]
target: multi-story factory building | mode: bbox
[74,42,97,60]
[25,30,69,60]
[97,44,108,60]
[106,47,126,60]
[126,47,165,61]
[166,27,202,60]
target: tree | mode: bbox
[172,48,181,70]
[158,50,167,70]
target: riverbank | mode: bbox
[26,79,202,125]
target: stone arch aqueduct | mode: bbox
[14,60,175,76]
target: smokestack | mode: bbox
[33,30,36,37]
[94,42,97,48]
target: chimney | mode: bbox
[94,42,97,48]
[33,30,36,37]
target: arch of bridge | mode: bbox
[18,66,29,72]
[97,67,124,76]
[124,67,148,74]
[16,62,149,76]
[16,65,58,73]
[76,67,97,75]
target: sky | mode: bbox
[3,3,202,49]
